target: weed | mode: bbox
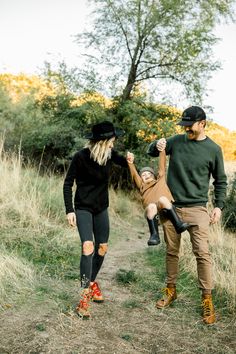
[122,299,141,309]
[35,323,46,331]
[120,333,132,341]
[116,269,138,285]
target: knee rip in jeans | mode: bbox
[98,243,108,256]
[82,241,94,255]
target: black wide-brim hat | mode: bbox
[84,121,125,140]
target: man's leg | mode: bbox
[186,206,216,324]
[156,218,180,308]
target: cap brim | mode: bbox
[177,120,195,127]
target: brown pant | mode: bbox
[162,206,212,291]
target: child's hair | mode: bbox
[85,138,113,166]
[139,166,155,176]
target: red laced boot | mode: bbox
[90,281,104,303]
[75,288,91,318]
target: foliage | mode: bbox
[76,0,235,102]
[1,73,236,192]
[223,173,236,232]
[113,98,180,162]
[206,122,236,161]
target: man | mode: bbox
[147,106,227,325]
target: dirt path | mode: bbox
[0,216,235,354]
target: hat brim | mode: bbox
[84,128,125,140]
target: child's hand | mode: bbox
[126,151,134,164]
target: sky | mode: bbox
[0,0,236,131]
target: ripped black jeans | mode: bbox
[75,208,109,288]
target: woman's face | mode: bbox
[108,137,116,149]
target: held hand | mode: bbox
[156,138,166,152]
[126,151,134,164]
[210,207,222,224]
[67,212,76,227]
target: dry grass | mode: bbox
[180,222,236,311]
[0,248,37,307]
[0,144,235,353]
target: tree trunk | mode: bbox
[121,63,137,102]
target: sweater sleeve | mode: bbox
[212,147,228,209]
[63,154,78,214]
[128,163,142,189]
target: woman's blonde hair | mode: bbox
[85,138,114,166]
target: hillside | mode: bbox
[0,150,235,353]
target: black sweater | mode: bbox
[63,148,128,214]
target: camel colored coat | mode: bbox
[128,151,174,208]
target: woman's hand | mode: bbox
[66,212,76,227]
[126,151,134,164]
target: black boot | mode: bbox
[163,206,189,234]
[147,215,160,246]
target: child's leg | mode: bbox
[145,203,160,246]
[158,196,189,234]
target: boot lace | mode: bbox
[202,298,213,317]
[90,282,102,297]
[163,287,175,297]
[77,290,91,311]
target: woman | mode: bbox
[63,121,127,318]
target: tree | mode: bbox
[76,0,235,103]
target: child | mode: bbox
[126,150,189,246]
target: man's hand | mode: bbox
[210,207,222,224]
[66,212,76,227]
[126,151,134,164]
[156,138,166,152]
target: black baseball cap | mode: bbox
[177,106,206,126]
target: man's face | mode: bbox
[140,171,155,183]
[184,121,204,140]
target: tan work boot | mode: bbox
[75,288,91,319]
[202,294,216,325]
[156,286,177,309]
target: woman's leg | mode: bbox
[91,208,110,281]
[75,209,94,288]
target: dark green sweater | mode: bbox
[147,134,227,209]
